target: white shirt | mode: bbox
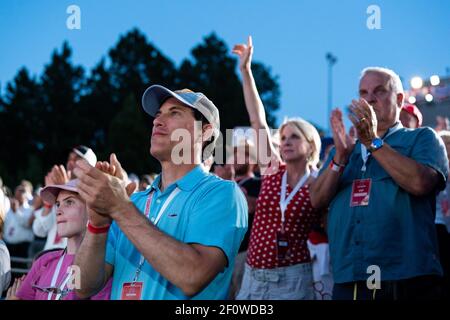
[33,207,67,250]
[1,189,10,213]
[0,240,11,293]
[3,203,34,244]
[307,240,334,300]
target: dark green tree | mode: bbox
[0,68,45,185]
[0,29,281,185]
[108,28,177,104]
[39,41,85,172]
[77,58,118,160]
[178,33,280,132]
[107,94,159,175]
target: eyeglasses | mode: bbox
[32,284,71,299]
[313,281,332,300]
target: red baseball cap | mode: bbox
[401,104,423,127]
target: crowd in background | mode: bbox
[0,38,449,301]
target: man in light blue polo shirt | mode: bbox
[311,67,448,300]
[73,85,248,299]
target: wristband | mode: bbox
[330,158,345,173]
[87,221,111,234]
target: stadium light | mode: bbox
[430,75,440,86]
[408,96,416,104]
[425,94,434,102]
[410,76,423,89]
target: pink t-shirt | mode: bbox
[17,249,112,300]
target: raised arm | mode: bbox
[233,36,281,171]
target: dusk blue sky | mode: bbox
[1,0,449,131]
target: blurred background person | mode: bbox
[27,187,46,260]
[400,104,423,129]
[0,183,11,296]
[436,130,450,299]
[138,174,156,192]
[214,139,261,299]
[435,116,450,133]
[3,185,34,271]
[0,178,11,216]
[20,180,34,206]
[127,173,140,194]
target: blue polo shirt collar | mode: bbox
[145,165,206,195]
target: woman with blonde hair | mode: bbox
[232,36,321,299]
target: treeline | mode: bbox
[0,29,280,187]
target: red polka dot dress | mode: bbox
[246,165,320,269]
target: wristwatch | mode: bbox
[368,137,383,153]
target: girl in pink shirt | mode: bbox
[6,179,111,300]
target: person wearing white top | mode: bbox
[4,185,35,270]
[0,187,11,296]
[4,203,34,244]
[0,239,11,296]
[33,206,67,251]
[2,195,10,214]
[436,131,450,299]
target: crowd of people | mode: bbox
[0,36,449,300]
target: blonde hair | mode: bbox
[279,118,321,168]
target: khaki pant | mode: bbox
[236,262,315,300]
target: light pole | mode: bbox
[326,52,337,135]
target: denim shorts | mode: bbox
[236,262,315,300]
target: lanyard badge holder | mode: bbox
[121,188,180,300]
[277,170,310,261]
[46,249,73,300]
[351,122,403,207]
[276,226,290,261]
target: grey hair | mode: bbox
[360,67,404,94]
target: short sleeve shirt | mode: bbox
[105,165,248,300]
[322,126,448,283]
[16,250,112,300]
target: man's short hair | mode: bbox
[360,67,404,95]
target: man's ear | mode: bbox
[396,92,404,108]
[202,123,214,142]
